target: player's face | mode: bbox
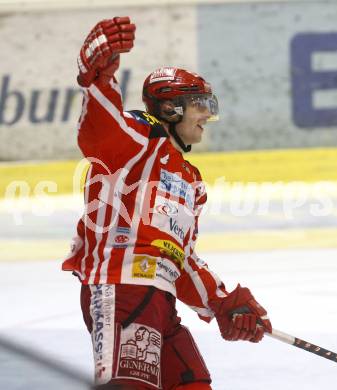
[175,103,212,145]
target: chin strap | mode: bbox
[168,122,191,153]
[152,102,191,152]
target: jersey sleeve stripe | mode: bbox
[189,251,227,299]
[89,84,148,146]
[183,259,211,312]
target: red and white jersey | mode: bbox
[62,77,227,320]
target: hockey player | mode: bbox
[62,17,272,390]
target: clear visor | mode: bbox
[174,94,219,122]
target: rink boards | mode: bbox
[1,147,337,197]
[1,147,337,259]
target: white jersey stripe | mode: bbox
[121,138,166,283]
[99,142,149,283]
[89,84,148,146]
[88,175,111,284]
[82,165,93,278]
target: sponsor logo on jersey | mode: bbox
[116,323,162,387]
[169,218,185,241]
[154,196,179,217]
[132,256,156,279]
[114,226,130,248]
[155,202,178,216]
[152,197,189,246]
[151,212,187,246]
[91,285,114,383]
[156,258,180,284]
[159,169,194,209]
[115,235,129,244]
[151,239,184,269]
[142,112,162,126]
[92,285,104,368]
[116,226,130,234]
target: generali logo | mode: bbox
[116,323,162,387]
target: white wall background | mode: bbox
[0,0,313,12]
[199,0,337,150]
[1,0,337,160]
[0,6,198,160]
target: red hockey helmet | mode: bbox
[142,67,219,122]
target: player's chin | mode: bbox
[190,135,202,144]
[187,127,203,144]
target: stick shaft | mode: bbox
[267,328,337,363]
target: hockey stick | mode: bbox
[267,328,337,363]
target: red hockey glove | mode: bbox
[77,17,136,87]
[209,284,272,343]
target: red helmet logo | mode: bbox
[149,67,177,84]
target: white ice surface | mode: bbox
[0,249,336,389]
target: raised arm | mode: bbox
[75,18,147,164]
